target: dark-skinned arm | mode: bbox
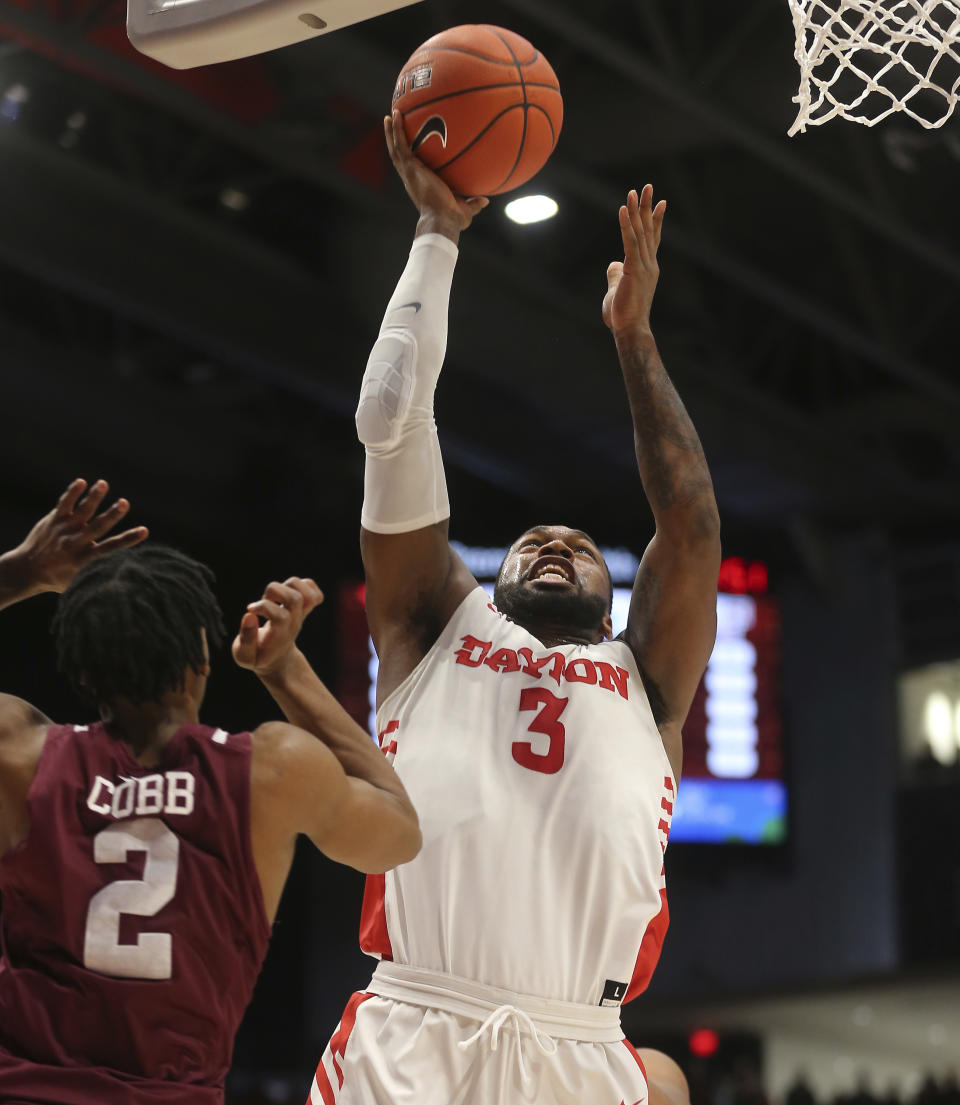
[603,188,721,781]
[233,578,419,821]
[0,479,147,851]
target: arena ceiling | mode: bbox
[0,0,958,570]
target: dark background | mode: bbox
[0,0,958,1097]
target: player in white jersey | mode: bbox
[257,112,720,1104]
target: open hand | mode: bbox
[602,185,666,337]
[10,478,147,595]
[385,110,488,232]
[232,577,323,679]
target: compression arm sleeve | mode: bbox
[356,232,459,534]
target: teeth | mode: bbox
[534,565,570,581]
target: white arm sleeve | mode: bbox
[356,233,459,534]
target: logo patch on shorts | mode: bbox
[600,979,628,1006]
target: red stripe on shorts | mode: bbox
[312,1066,335,1105]
[623,1038,648,1081]
[311,991,374,1105]
[622,1039,650,1105]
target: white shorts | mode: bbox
[306,964,650,1105]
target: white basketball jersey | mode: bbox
[360,587,676,1008]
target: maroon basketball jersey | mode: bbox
[0,721,271,1104]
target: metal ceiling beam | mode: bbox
[0,102,925,512]
[502,0,960,286]
[0,0,369,207]
[4,0,952,408]
[552,163,960,409]
[0,122,535,494]
[0,1,952,506]
[255,10,960,412]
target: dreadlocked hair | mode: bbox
[52,544,226,707]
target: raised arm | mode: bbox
[0,478,147,613]
[233,577,421,904]
[603,188,721,780]
[357,113,487,703]
[0,479,147,852]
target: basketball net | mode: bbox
[787,0,960,134]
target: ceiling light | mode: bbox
[219,186,250,211]
[923,692,956,764]
[505,194,559,225]
[3,83,29,104]
[1,83,29,121]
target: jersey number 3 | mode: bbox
[514,688,568,775]
[83,817,179,980]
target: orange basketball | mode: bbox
[392,24,563,197]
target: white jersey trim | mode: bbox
[367,962,623,1042]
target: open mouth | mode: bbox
[527,557,576,586]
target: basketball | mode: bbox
[392,24,563,197]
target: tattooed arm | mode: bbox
[602,187,721,782]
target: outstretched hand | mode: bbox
[232,577,323,679]
[9,478,147,596]
[384,110,488,233]
[602,185,666,337]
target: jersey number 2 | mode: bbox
[83,817,179,980]
[514,688,568,775]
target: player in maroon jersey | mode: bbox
[0,477,421,1105]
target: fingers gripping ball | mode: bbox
[393,24,563,197]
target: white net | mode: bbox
[787,0,960,135]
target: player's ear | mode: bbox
[200,627,211,673]
[601,612,613,640]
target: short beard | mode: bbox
[493,577,609,635]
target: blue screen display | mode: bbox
[669,779,788,844]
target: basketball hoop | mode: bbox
[127,0,424,69]
[787,0,960,135]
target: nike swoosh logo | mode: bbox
[412,115,447,152]
[398,301,421,312]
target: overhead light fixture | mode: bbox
[505,194,558,225]
[923,691,956,764]
[1,83,29,122]
[219,186,250,212]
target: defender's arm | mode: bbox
[0,696,50,854]
[250,719,422,919]
[0,478,147,850]
[604,189,721,780]
[233,577,416,808]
